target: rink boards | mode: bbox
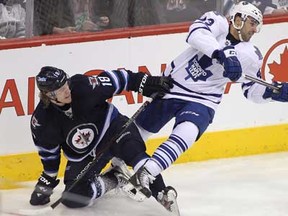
[1,123,288,188]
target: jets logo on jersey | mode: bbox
[185,55,213,81]
[66,123,98,154]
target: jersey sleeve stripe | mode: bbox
[118,69,129,91]
[40,154,60,161]
[173,80,222,97]
[105,71,121,94]
[36,145,60,153]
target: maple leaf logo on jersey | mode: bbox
[185,55,213,82]
[268,46,288,82]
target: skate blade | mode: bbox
[129,173,152,198]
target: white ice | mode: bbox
[2,151,288,216]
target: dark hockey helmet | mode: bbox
[36,66,68,92]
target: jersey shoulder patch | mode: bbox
[88,76,99,89]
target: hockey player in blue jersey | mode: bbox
[29,66,178,212]
[132,1,288,195]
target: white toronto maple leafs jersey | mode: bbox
[163,11,269,111]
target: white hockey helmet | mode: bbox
[229,1,263,33]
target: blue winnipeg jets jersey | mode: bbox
[163,11,269,111]
[30,70,140,175]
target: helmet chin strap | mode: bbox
[237,29,244,41]
[232,19,244,42]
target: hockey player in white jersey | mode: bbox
[132,1,288,199]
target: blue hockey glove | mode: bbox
[263,82,288,102]
[212,46,242,82]
[30,172,60,206]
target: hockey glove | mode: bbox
[138,74,174,98]
[263,82,288,102]
[30,172,60,206]
[212,46,242,82]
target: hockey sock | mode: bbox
[146,121,199,176]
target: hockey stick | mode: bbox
[244,74,280,91]
[16,94,158,216]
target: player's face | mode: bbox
[240,16,259,42]
[48,82,72,105]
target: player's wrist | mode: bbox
[37,172,60,188]
[211,49,220,59]
[212,49,225,64]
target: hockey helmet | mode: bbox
[36,66,68,92]
[229,1,263,32]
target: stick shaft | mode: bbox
[244,75,279,91]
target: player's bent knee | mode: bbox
[61,182,93,208]
[61,194,91,208]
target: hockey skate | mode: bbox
[105,157,147,202]
[129,165,155,198]
[156,186,180,216]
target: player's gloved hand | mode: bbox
[30,172,60,206]
[263,82,288,102]
[138,74,174,98]
[212,46,242,82]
